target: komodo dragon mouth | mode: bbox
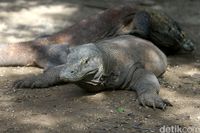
[60,67,99,82]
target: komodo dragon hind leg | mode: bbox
[130,68,172,110]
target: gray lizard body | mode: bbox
[14,35,172,109]
[0,5,194,69]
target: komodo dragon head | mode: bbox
[60,43,104,82]
[181,38,195,52]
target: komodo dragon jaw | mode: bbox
[181,39,195,52]
[60,67,99,82]
[175,30,195,52]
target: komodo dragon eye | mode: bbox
[80,58,89,64]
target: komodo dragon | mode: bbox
[14,35,172,109]
[0,5,194,69]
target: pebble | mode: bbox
[145,115,151,118]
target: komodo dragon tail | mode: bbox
[0,43,44,67]
[0,40,70,68]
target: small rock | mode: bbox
[197,116,200,120]
[127,112,135,117]
[176,115,191,120]
[192,73,200,79]
[145,115,151,118]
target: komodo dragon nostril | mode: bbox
[70,71,74,74]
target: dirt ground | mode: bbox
[0,0,199,133]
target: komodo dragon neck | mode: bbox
[94,43,113,78]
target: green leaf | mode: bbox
[116,107,125,113]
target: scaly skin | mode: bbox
[14,35,172,110]
[146,9,194,53]
[0,5,194,68]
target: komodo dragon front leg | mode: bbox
[118,11,151,38]
[14,65,64,88]
[130,68,172,109]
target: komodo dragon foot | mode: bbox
[138,90,172,110]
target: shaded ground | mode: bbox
[0,0,199,133]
